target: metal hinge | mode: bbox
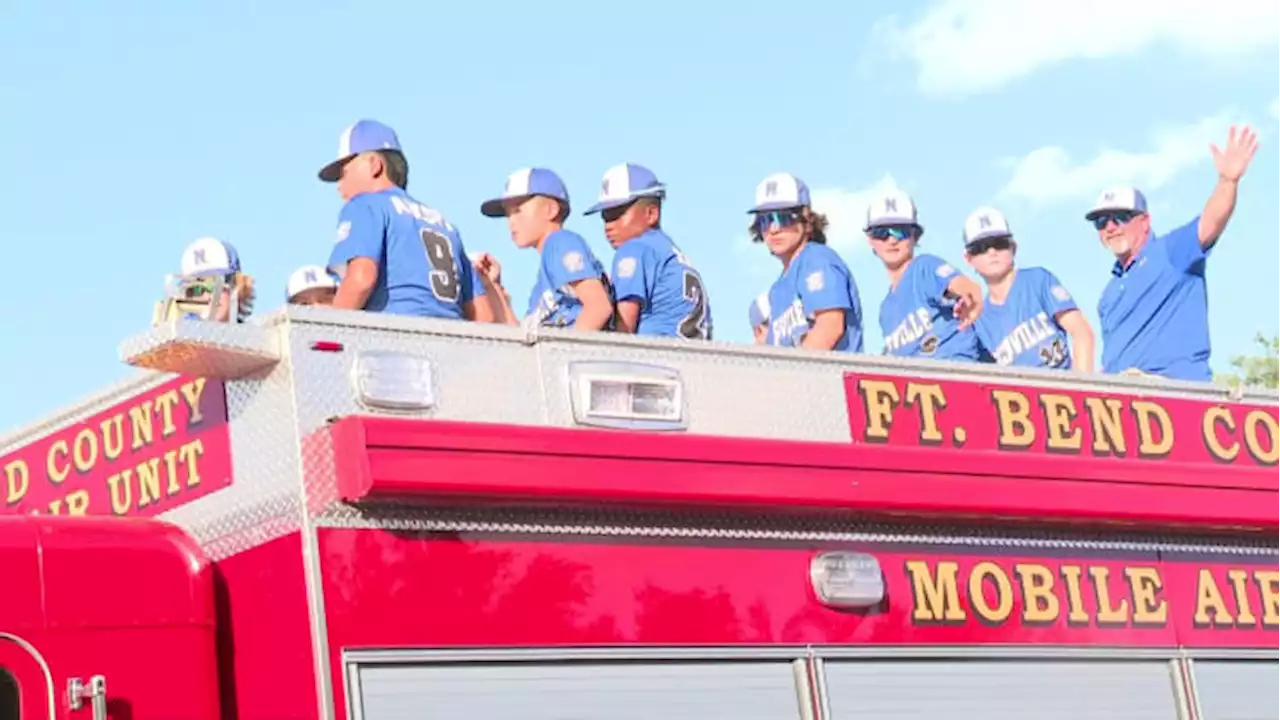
[68,675,108,719]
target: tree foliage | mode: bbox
[1214,332,1279,390]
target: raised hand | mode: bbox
[1211,125,1259,183]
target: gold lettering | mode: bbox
[1090,567,1129,624]
[905,382,946,445]
[46,489,90,516]
[1202,407,1240,462]
[1060,565,1089,624]
[1254,570,1279,628]
[137,459,162,510]
[154,390,181,438]
[106,469,133,516]
[858,379,900,443]
[45,440,71,484]
[1227,570,1257,625]
[4,460,29,505]
[178,439,204,489]
[1194,569,1232,627]
[1039,393,1082,452]
[1014,564,1059,624]
[1131,401,1173,459]
[129,400,155,451]
[180,379,208,426]
[1083,396,1127,456]
[968,562,1013,624]
[1242,410,1278,466]
[100,414,125,461]
[71,428,98,473]
[904,560,965,622]
[1124,567,1167,626]
[991,390,1035,449]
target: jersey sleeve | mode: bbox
[327,196,385,278]
[914,254,959,301]
[1034,269,1079,318]
[611,243,654,306]
[544,232,601,290]
[1162,216,1209,273]
[797,251,855,316]
[448,230,480,303]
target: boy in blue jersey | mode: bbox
[865,189,984,361]
[962,207,1095,372]
[749,172,864,352]
[473,167,614,331]
[1088,125,1258,382]
[584,163,713,340]
[318,119,490,322]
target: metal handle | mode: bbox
[67,675,108,720]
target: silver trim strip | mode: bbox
[0,631,58,719]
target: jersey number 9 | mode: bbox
[420,229,460,303]
[678,270,711,340]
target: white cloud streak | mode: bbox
[997,111,1242,205]
[878,0,1280,97]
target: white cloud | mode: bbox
[878,0,1279,97]
[812,174,899,256]
[1270,97,1279,121]
[997,111,1240,205]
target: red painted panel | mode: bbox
[0,516,220,720]
[319,529,1277,650]
[0,376,235,518]
[212,531,320,720]
[844,373,1279,486]
[331,417,1279,532]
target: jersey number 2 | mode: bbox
[420,229,460,302]
[678,271,711,340]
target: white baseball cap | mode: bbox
[962,207,1014,245]
[864,189,923,232]
[286,264,339,301]
[180,237,241,279]
[748,173,810,213]
[584,163,666,215]
[1085,187,1148,221]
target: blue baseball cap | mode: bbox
[749,173,810,213]
[318,119,403,182]
[583,163,666,215]
[480,168,571,218]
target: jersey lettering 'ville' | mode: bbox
[879,254,981,360]
[974,267,1078,369]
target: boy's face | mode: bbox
[964,236,1016,280]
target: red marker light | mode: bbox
[310,341,345,353]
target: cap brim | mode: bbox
[748,201,805,214]
[480,197,511,218]
[1084,206,1126,221]
[584,189,664,216]
[318,155,355,183]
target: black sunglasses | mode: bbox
[1091,210,1139,231]
[965,236,1013,255]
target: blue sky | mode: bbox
[1,0,1277,433]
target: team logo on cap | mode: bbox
[764,181,779,197]
[978,215,993,229]
[884,198,898,213]
[601,178,611,196]
[1103,191,1116,202]
[193,249,207,265]
[304,270,319,283]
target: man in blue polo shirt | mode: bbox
[1090,125,1259,382]
[319,118,489,321]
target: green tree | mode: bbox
[1215,332,1279,390]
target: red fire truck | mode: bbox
[0,308,1275,719]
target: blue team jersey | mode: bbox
[764,242,864,352]
[612,229,713,340]
[526,229,614,328]
[1099,217,1211,381]
[975,267,1079,370]
[879,254,981,361]
[327,187,485,318]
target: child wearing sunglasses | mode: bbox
[584,163,713,340]
[175,237,256,323]
[749,173,864,352]
[866,190,983,361]
[475,167,615,332]
[962,208,1095,372]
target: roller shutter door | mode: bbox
[1192,659,1280,720]
[353,659,806,720]
[822,659,1180,719]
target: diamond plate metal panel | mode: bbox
[119,319,282,380]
